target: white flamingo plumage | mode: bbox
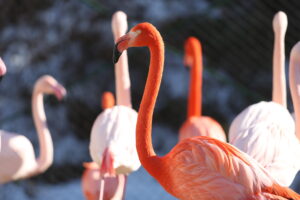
[229,11,300,187]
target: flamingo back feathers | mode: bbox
[179,116,226,142]
[157,136,284,200]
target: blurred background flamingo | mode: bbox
[179,37,226,142]
[229,11,300,187]
[0,57,7,152]
[89,11,140,200]
[0,75,66,183]
[82,92,126,200]
[113,22,300,200]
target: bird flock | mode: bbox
[0,9,300,200]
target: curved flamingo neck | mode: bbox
[187,41,202,118]
[32,88,53,173]
[272,26,287,107]
[136,30,164,179]
[290,46,300,141]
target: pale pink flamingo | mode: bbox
[82,92,126,200]
[228,11,300,187]
[0,75,66,183]
[113,22,300,200]
[89,11,140,200]
[0,58,7,152]
[179,37,226,142]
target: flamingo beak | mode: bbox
[53,84,67,101]
[113,43,122,64]
[113,31,141,64]
[113,34,131,64]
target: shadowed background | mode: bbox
[0,0,300,199]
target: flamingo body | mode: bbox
[83,92,128,200]
[179,116,226,141]
[89,105,140,175]
[0,133,37,183]
[229,101,300,186]
[159,136,297,200]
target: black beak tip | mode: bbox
[0,76,3,82]
[113,44,122,64]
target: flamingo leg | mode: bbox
[98,177,105,200]
[111,174,127,200]
[121,175,127,200]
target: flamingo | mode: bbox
[113,22,300,200]
[0,58,7,152]
[179,37,226,142]
[228,11,300,187]
[0,75,66,183]
[89,11,140,200]
[82,92,126,200]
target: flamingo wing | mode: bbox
[160,136,279,200]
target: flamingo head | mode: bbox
[272,11,287,35]
[112,11,128,41]
[0,58,7,81]
[34,75,67,100]
[101,91,115,109]
[184,37,201,68]
[113,22,160,63]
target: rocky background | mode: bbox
[0,0,300,199]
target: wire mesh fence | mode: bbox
[0,0,300,199]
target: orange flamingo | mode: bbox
[113,22,300,200]
[179,37,226,142]
[82,92,126,200]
